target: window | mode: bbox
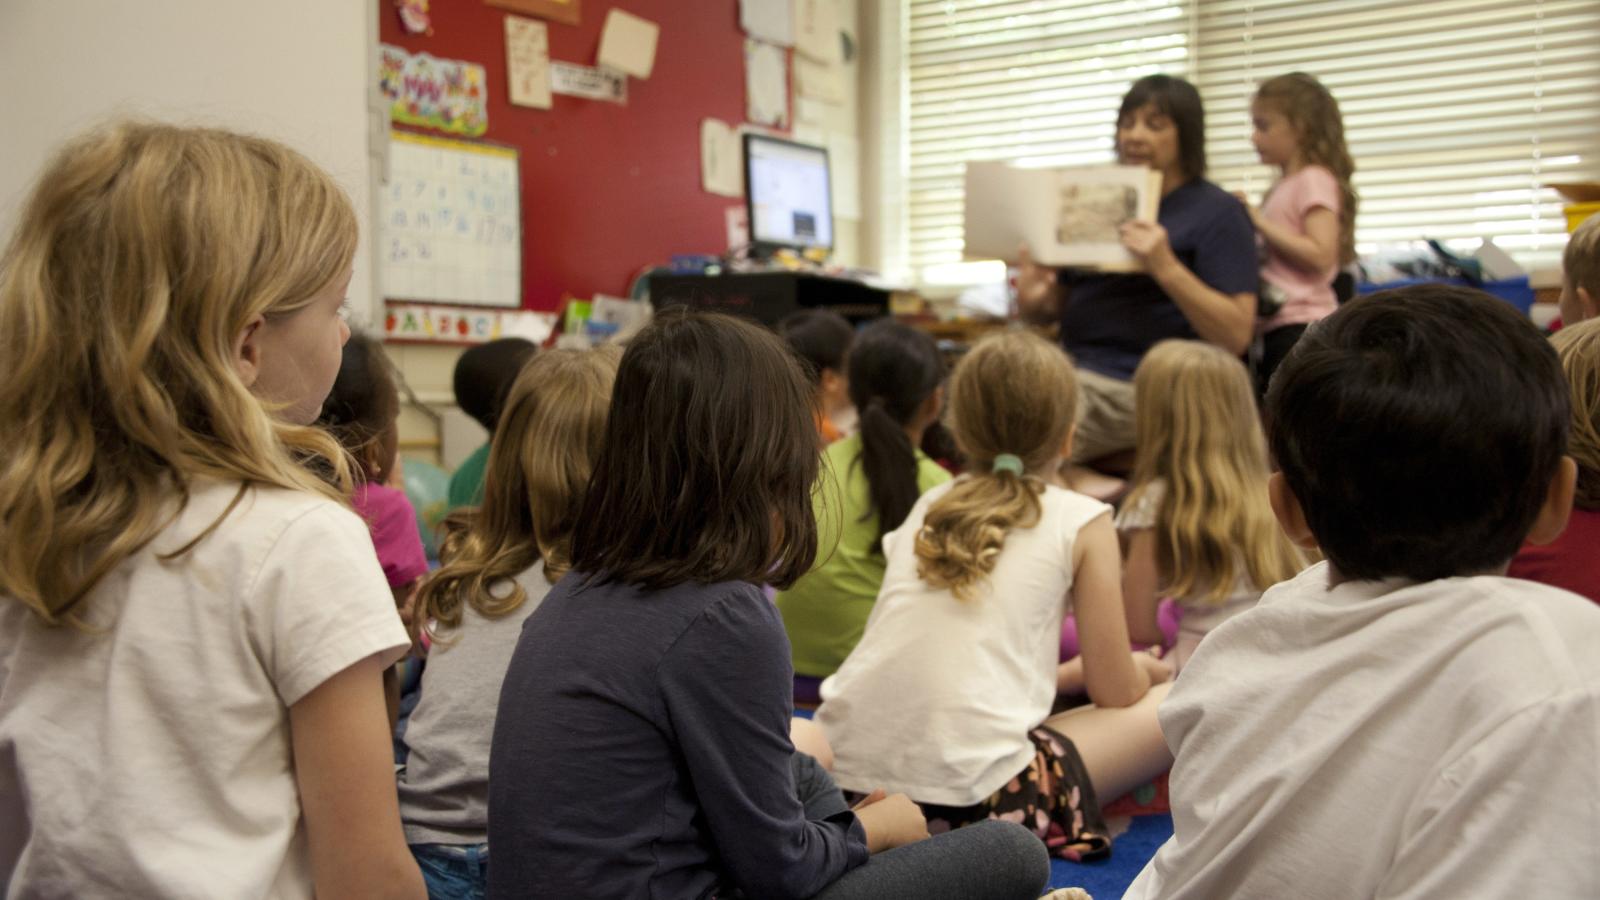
[901,0,1600,282]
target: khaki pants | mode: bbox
[1071,367,1137,463]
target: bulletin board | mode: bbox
[381,132,523,307]
[377,0,769,311]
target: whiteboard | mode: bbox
[381,132,522,308]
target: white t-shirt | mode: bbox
[1125,561,1600,899]
[1115,479,1265,671]
[0,481,410,898]
[816,480,1110,806]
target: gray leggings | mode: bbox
[790,753,1051,900]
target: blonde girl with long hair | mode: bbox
[1236,71,1359,394]
[398,346,616,894]
[0,124,422,897]
[1119,340,1307,671]
[818,330,1173,861]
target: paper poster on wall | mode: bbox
[741,0,794,47]
[395,0,432,35]
[550,61,627,103]
[386,302,556,344]
[381,133,522,307]
[597,8,659,79]
[828,133,861,221]
[793,0,841,63]
[505,16,552,109]
[379,45,489,137]
[701,119,743,198]
[794,96,830,126]
[794,55,844,103]
[744,39,788,128]
[486,0,580,27]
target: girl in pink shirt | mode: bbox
[1236,72,1359,395]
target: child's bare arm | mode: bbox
[1121,528,1167,646]
[290,654,425,900]
[1071,513,1152,708]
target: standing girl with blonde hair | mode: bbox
[399,346,617,896]
[1119,340,1307,671]
[818,330,1172,860]
[0,123,421,897]
[1238,71,1359,393]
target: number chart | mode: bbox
[381,132,522,308]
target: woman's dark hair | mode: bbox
[777,309,855,386]
[318,331,400,466]
[1118,74,1207,180]
[848,320,946,548]
[453,337,537,432]
[1267,285,1570,581]
[569,309,820,590]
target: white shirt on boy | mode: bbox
[0,481,410,898]
[817,479,1110,807]
[1125,560,1600,899]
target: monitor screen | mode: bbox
[744,134,833,253]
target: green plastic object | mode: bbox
[401,458,451,560]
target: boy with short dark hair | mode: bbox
[447,337,536,510]
[1126,284,1600,899]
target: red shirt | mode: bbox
[1508,506,1600,605]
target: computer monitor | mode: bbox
[744,133,833,257]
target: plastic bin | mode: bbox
[1356,276,1534,317]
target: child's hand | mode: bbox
[1119,220,1175,270]
[851,789,930,853]
[1137,646,1174,685]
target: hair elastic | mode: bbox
[991,454,1024,475]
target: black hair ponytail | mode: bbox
[846,321,946,549]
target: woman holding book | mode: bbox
[1017,75,1258,467]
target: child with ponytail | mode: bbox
[817,330,1172,859]
[1118,340,1307,671]
[776,321,950,701]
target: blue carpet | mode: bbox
[1047,814,1171,896]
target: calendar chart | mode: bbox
[381,132,522,308]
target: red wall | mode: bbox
[379,1,777,311]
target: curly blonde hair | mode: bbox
[1553,318,1600,511]
[0,122,358,625]
[914,331,1077,600]
[1256,72,1359,266]
[413,347,619,641]
[1127,341,1304,605]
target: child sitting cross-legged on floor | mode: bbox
[1126,284,1600,899]
[817,330,1174,862]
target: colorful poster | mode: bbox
[378,44,489,137]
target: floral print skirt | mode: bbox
[920,724,1110,862]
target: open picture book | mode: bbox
[963,161,1163,272]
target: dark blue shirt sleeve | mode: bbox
[657,588,870,900]
[1189,192,1259,297]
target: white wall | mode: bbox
[0,0,380,324]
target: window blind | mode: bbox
[1197,0,1600,272]
[904,0,1600,281]
[906,0,1193,278]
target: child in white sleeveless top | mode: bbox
[818,330,1172,860]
